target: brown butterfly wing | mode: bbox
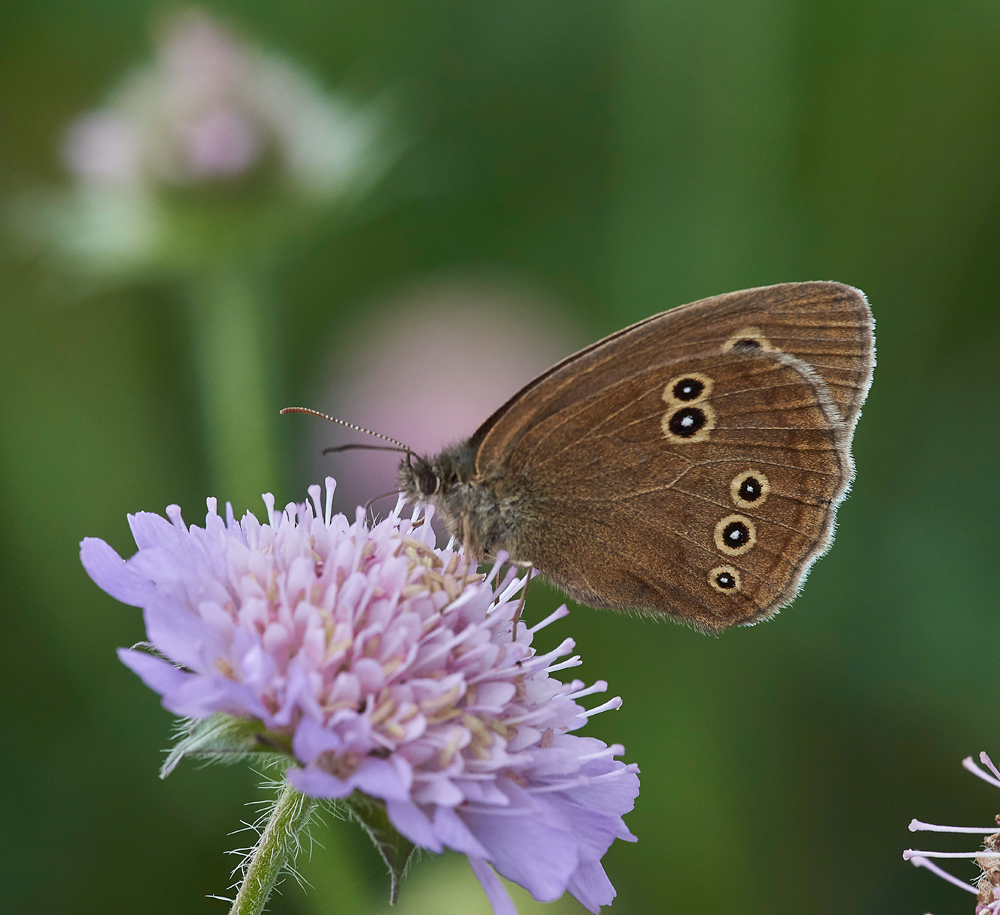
[473,283,873,631]
[471,282,873,460]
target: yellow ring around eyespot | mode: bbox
[730,470,770,509]
[661,371,714,406]
[660,402,716,443]
[708,565,741,594]
[714,514,757,557]
[722,326,774,353]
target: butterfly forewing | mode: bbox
[471,282,872,471]
[655,282,874,434]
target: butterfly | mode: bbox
[393,282,874,633]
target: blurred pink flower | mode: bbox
[62,111,142,187]
[81,479,639,913]
[308,278,580,514]
[62,8,381,194]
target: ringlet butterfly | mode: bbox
[289,282,873,633]
[389,282,874,633]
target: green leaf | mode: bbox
[160,713,293,778]
[344,795,418,905]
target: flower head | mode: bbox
[81,479,639,913]
[905,752,1000,913]
[11,8,392,279]
[64,8,381,196]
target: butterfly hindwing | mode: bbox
[479,329,857,631]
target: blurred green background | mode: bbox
[3,1,1000,913]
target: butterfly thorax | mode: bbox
[398,442,517,562]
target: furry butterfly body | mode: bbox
[399,282,874,633]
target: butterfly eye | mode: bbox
[709,565,741,593]
[418,469,440,496]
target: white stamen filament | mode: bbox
[474,638,576,683]
[529,606,570,634]
[578,743,626,762]
[904,850,1000,859]
[324,477,336,526]
[307,483,322,521]
[483,554,508,587]
[906,854,977,894]
[525,762,641,794]
[964,756,1000,789]
[545,655,582,673]
[495,575,525,605]
[582,696,623,717]
[262,492,278,526]
[909,819,997,833]
[460,805,536,817]
[982,752,1000,782]
[564,680,608,702]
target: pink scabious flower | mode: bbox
[81,479,639,913]
[62,8,381,195]
[905,752,1000,913]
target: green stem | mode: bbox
[189,263,282,515]
[229,780,318,915]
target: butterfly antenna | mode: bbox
[323,443,410,456]
[280,407,411,452]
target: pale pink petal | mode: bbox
[567,860,616,913]
[386,799,442,852]
[433,805,489,858]
[461,805,578,902]
[286,767,356,799]
[81,538,154,606]
[292,716,342,762]
[467,857,518,915]
[351,757,411,802]
[117,647,190,694]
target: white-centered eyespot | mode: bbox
[662,372,714,406]
[730,470,770,509]
[709,565,741,594]
[661,402,716,443]
[714,514,757,556]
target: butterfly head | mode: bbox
[398,441,489,547]
[399,445,475,502]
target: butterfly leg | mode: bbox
[460,512,475,586]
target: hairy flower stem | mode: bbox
[190,263,282,514]
[230,780,317,915]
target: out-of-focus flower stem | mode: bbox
[230,780,317,915]
[189,262,281,513]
